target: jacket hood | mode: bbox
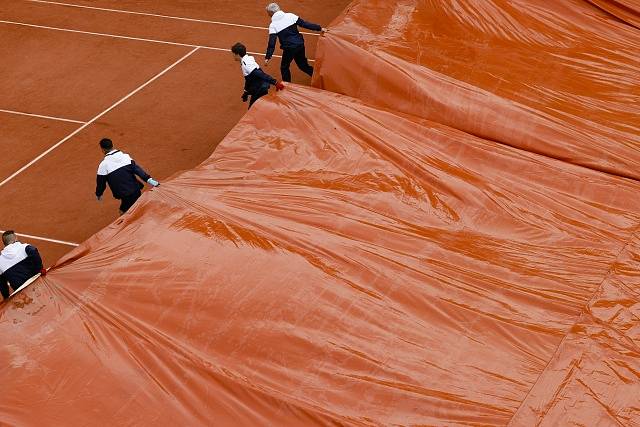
[1,242,24,260]
[271,10,286,21]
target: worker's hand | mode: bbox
[147,178,160,187]
[241,92,249,102]
[40,268,47,276]
[321,28,329,34]
[264,58,270,67]
[275,81,285,91]
[96,195,102,201]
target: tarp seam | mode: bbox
[506,219,640,425]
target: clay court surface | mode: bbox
[0,0,350,265]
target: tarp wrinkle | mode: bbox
[2,0,640,425]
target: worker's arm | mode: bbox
[25,245,43,272]
[132,161,159,187]
[95,174,107,198]
[253,68,277,86]
[265,33,278,61]
[96,161,108,199]
[296,18,322,31]
[131,161,151,181]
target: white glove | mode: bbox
[147,178,160,187]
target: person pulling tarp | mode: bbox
[0,230,46,300]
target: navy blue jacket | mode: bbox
[266,11,322,59]
[240,55,277,95]
[0,242,43,298]
[96,150,150,199]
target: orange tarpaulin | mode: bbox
[585,0,640,28]
[3,0,640,424]
[312,0,640,179]
[2,86,639,425]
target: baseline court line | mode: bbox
[0,46,200,189]
[25,0,319,35]
[0,230,79,246]
[0,108,85,124]
[0,20,299,59]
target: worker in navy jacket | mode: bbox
[231,42,285,109]
[263,3,327,82]
[0,230,46,300]
[95,138,159,215]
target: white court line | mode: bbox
[0,108,85,124]
[25,0,319,36]
[0,20,298,60]
[0,230,78,246]
[0,46,200,189]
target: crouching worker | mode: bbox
[0,230,46,300]
[231,42,284,109]
[96,138,159,215]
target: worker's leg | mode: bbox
[293,45,314,76]
[280,49,295,82]
[0,279,10,299]
[248,86,270,109]
[119,189,142,215]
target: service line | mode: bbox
[0,108,85,124]
[0,20,303,60]
[0,46,200,189]
[0,230,79,246]
[25,0,319,35]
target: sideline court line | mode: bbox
[25,0,319,35]
[0,46,200,189]
[0,230,79,246]
[0,108,85,124]
[0,20,303,60]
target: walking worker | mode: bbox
[231,42,285,109]
[263,3,327,82]
[95,138,159,215]
[0,230,46,300]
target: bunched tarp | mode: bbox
[585,0,640,28]
[2,86,639,425]
[312,0,640,180]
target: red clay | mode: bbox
[0,24,189,120]
[0,113,76,181]
[0,0,339,60]
[53,0,348,28]
[0,0,351,264]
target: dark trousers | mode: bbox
[280,45,314,82]
[249,86,269,109]
[0,280,10,299]
[119,189,142,213]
